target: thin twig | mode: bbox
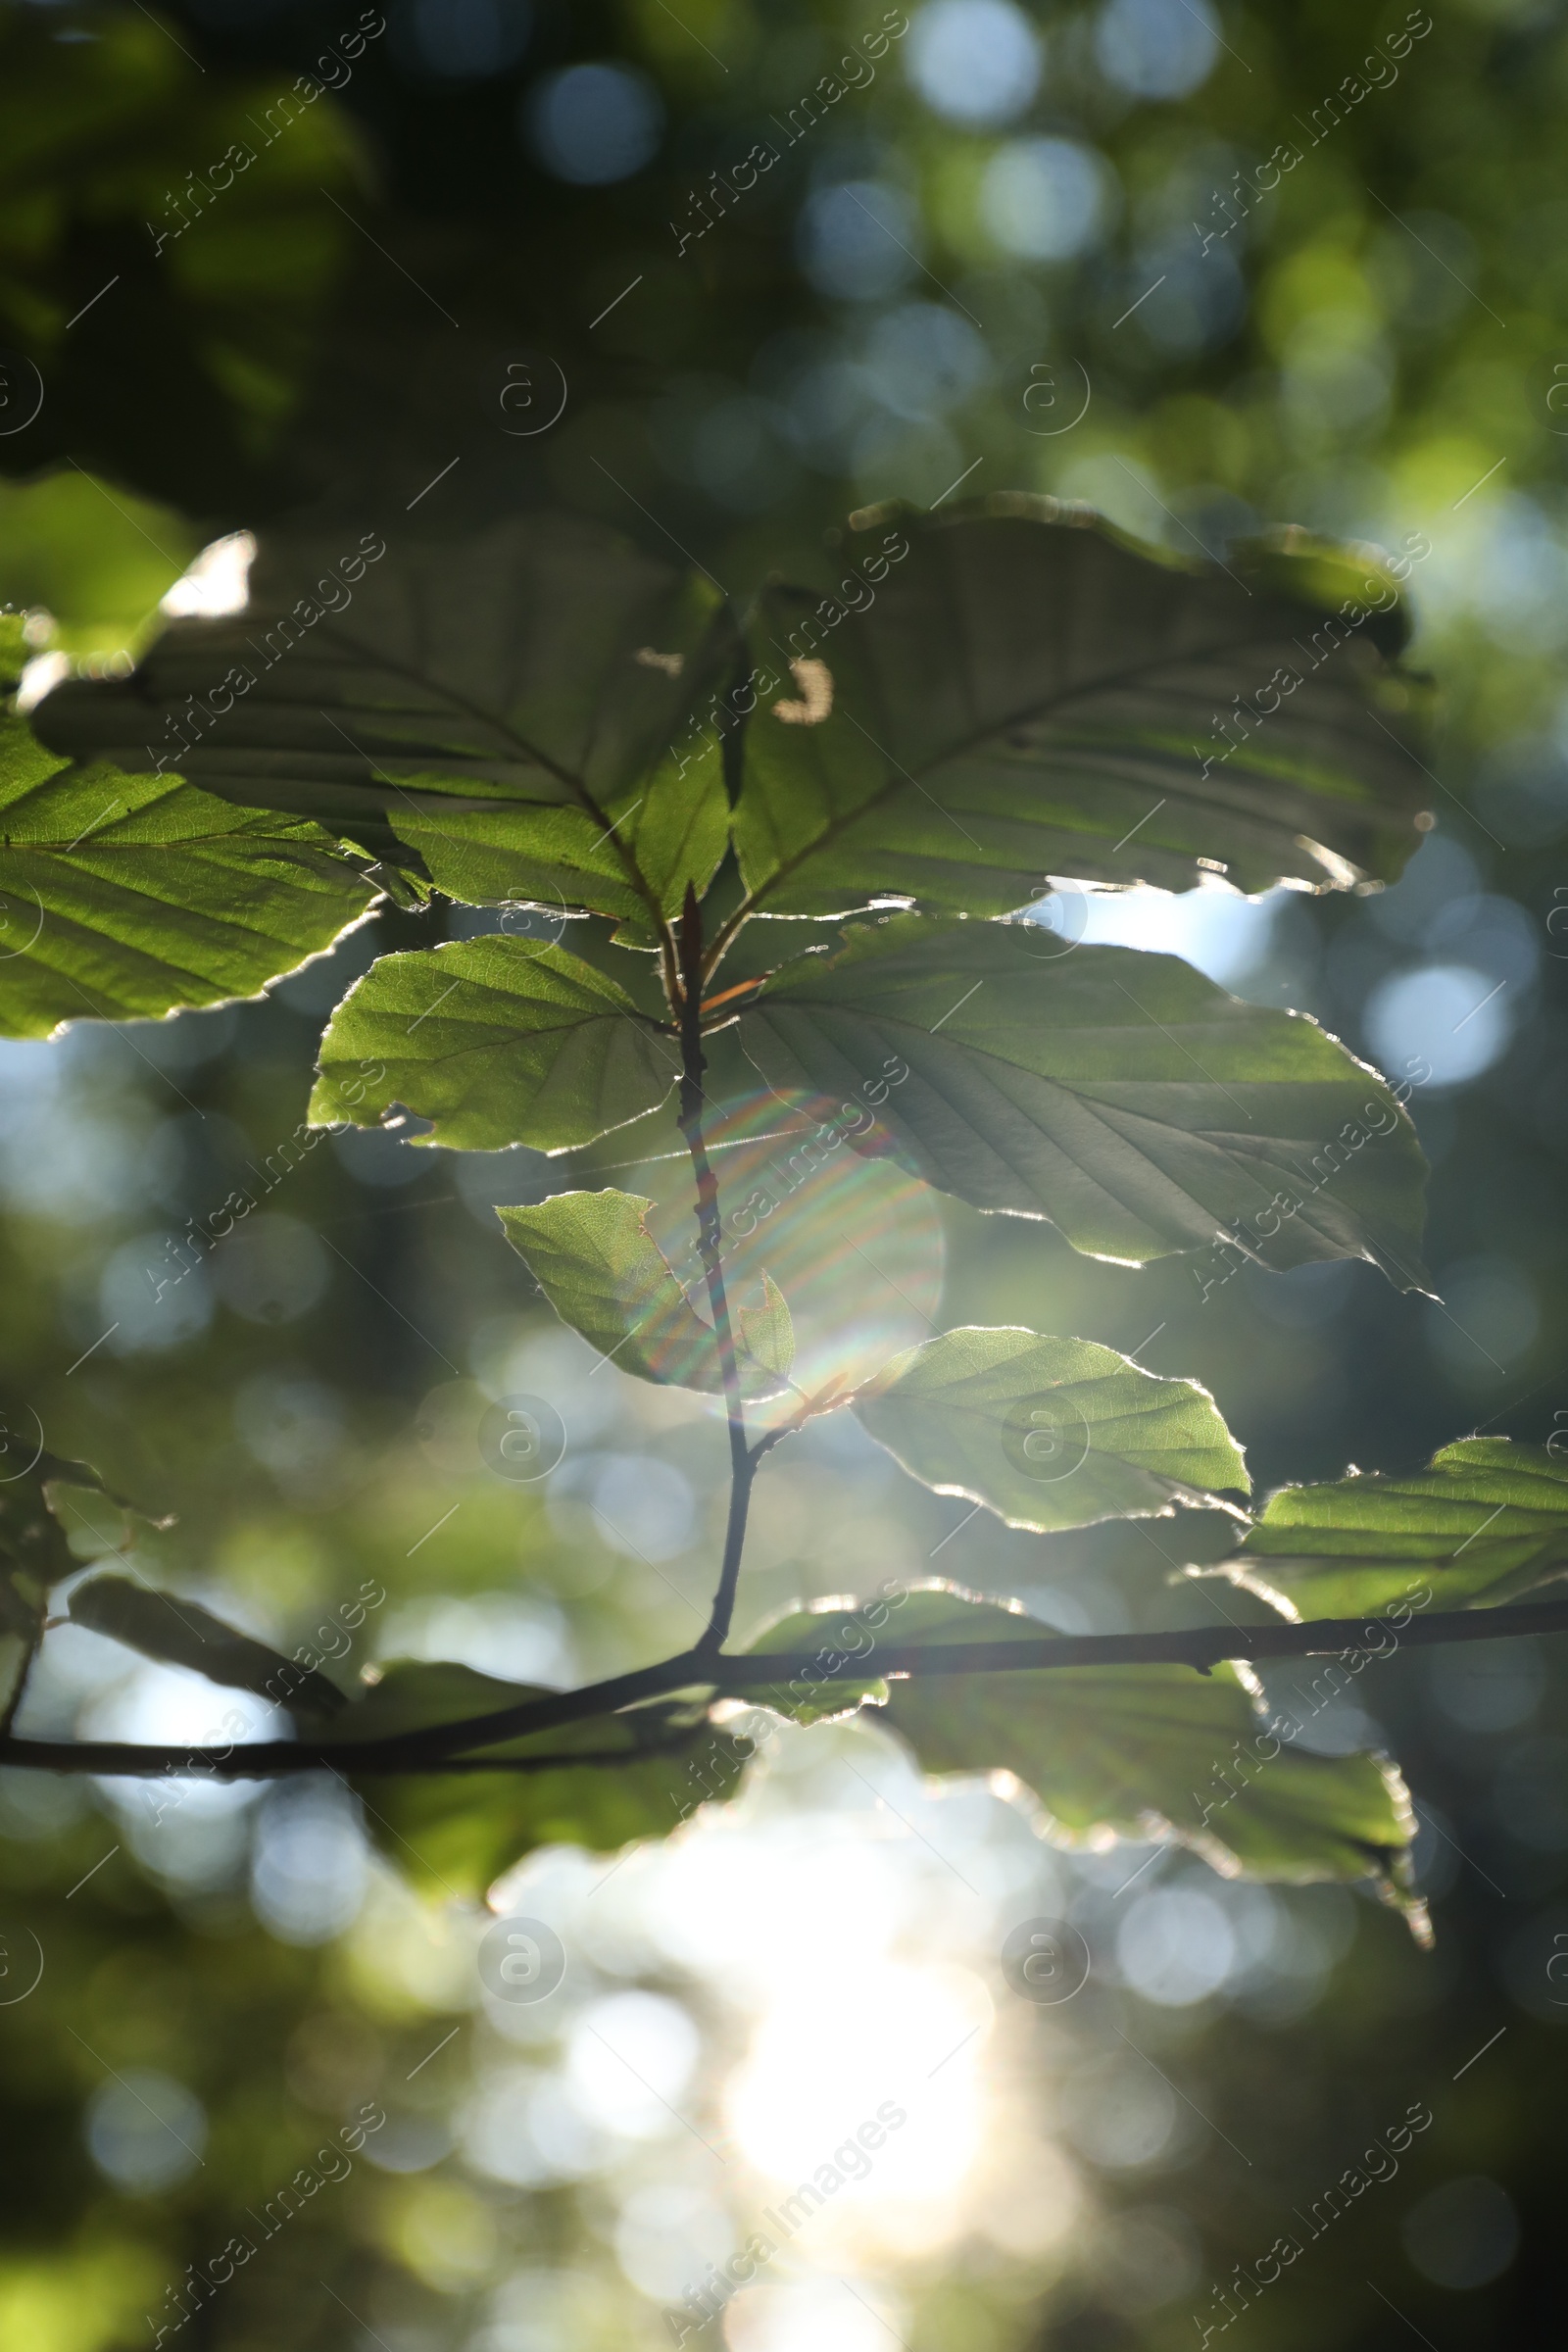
[675,884,754,1654]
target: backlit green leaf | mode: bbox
[1208,1438,1568,1620]
[730,1593,898,1724]
[769,1585,1416,1889]
[323,1661,750,1898]
[737,1271,796,1382]
[740,914,1428,1281]
[852,1326,1248,1532]
[309,937,679,1151]
[68,1573,345,1718]
[498,1189,789,1395]
[35,514,738,925]
[734,501,1429,916]
[0,720,376,1038]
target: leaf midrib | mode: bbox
[740,611,1393,915]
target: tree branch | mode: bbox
[4,1595,1568,1778]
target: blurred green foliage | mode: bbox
[2,0,1568,2348]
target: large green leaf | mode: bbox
[746,1588,1415,1888]
[67,1573,345,1719]
[322,1661,750,1898]
[852,1326,1248,1531]
[33,514,737,926]
[0,717,376,1037]
[733,501,1429,915]
[309,937,679,1151]
[498,1189,790,1396]
[738,914,1428,1281]
[1209,1439,1568,1620]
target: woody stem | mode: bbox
[676,884,751,1654]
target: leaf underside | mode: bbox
[734,500,1429,914]
[32,514,738,922]
[0,721,375,1038]
[851,1325,1249,1532]
[67,1573,345,1717]
[498,1188,789,1396]
[741,915,1429,1280]
[1209,1438,1568,1619]
[322,1661,749,1897]
[310,937,678,1152]
[33,504,1433,940]
[743,1587,1415,1889]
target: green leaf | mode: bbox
[35,514,738,924]
[498,1189,789,1396]
[33,1445,172,1527]
[391,739,728,942]
[67,1573,346,1718]
[730,1596,895,1724]
[322,1661,751,1898]
[740,913,1428,1282]
[769,1586,1415,1888]
[0,717,376,1037]
[0,1566,45,1728]
[734,501,1429,916]
[1208,1438,1568,1620]
[320,1660,553,1746]
[0,1411,167,1604]
[738,1272,796,1382]
[309,937,679,1152]
[852,1326,1248,1532]
[0,474,197,667]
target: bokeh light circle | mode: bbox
[906,0,1043,125]
[1365,962,1512,1087]
[521,63,662,184]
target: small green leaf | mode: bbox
[0,1413,165,1594]
[734,502,1429,916]
[1209,1438,1568,1620]
[67,1574,346,1717]
[732,1595,893,1724]
[738,1272,796,1382]
[36,1447,172,1526]
[808,1585,1415,1888]
[498,1189,789,1396]
[324,1661,751,1897]
[852,1326,1248,1532]
[309,937,679,1152]
[0,723,377,1038]
[741,913,1428,1283]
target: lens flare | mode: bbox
[632,1091,946,1418]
